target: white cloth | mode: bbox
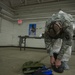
[52,38,62,53]
[52,38,72,61]
[61,46,72,61]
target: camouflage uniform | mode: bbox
[44,11,74,60]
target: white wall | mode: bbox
[0,18,13,46]
[13,20,46,48]
[0,17,46,48]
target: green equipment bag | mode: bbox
[22,61,45,74]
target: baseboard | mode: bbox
[0,46,46,50]
[0,46,74,52]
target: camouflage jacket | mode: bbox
[44,11,74,60]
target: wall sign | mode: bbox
[18,19,22,25]
[29,24,36,36]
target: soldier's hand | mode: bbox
[50,56,55,65]
[55,59,61,68]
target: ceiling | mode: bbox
[0,0,75,22]
[0,0,65,9]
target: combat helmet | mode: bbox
[48,21,62,38]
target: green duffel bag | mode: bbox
[22,61,45,74]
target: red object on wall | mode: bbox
[18,19,22,25]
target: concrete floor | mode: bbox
[0,47,75,75]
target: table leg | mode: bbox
[24,38,26,50]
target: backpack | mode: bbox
[22,61,53,75]
[22,61,45,74]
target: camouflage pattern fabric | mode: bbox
[44,10,74,60]
[22,61,45,74]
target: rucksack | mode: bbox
[22,61,53,75]
[22,61,45,74]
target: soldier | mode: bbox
[44,10,74,73]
